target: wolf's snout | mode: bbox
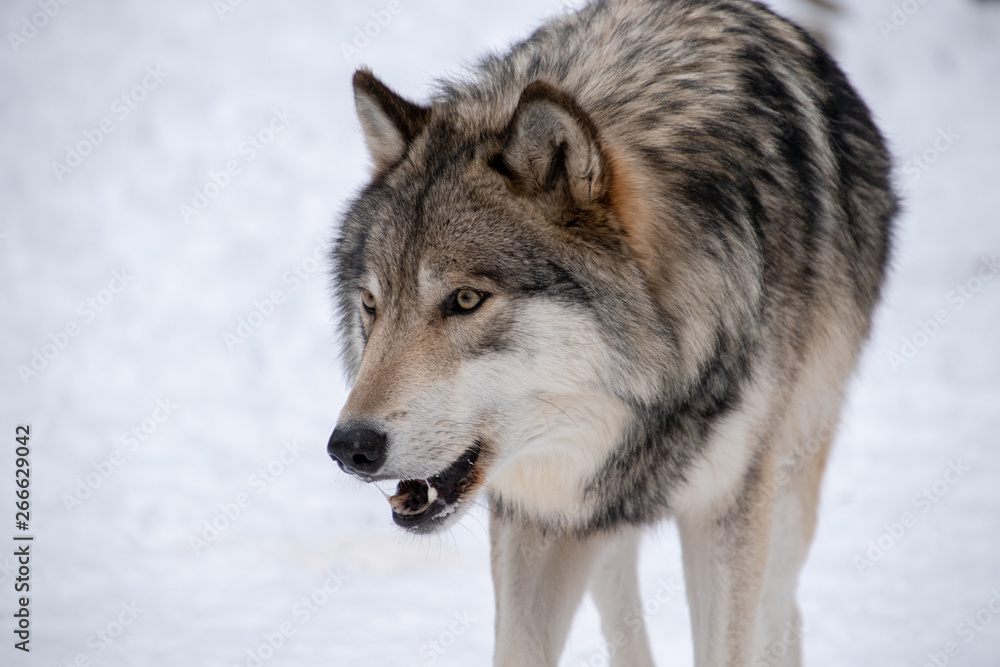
[327,424,388,477]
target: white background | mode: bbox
[1,0,998,665]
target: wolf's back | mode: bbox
[438,0,896,373]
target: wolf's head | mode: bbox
[328,70,673,533]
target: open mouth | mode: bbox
[387,445,480,532]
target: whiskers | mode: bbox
[371,479,399,499]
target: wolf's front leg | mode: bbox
[490,510,601,667]
[589,528,657,667]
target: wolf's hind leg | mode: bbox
[676,419,834,667]
[589,527,657,667]
[676,466,773,667]
[752,424,834,667]
[490,511,601,667]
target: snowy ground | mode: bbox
[1,0,998,665]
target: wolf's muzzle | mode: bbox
[327,423,387,477]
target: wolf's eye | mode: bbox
[457,290,481,310]
[361,289,376,315]
[444,289,488,316]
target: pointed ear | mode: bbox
[353,69,430,173]
[495,80,609,205]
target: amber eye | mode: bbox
[442,288,488,316]
[456,289,482,311]
[361,289,376,314]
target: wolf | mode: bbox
[326,0,896,665]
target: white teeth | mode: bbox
[426,485,438,503]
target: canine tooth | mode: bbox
[426,485,438,503]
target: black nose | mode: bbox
[327,424,388,477]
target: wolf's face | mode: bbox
[329,71,660,532]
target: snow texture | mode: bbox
[1,0,998,665]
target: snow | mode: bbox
[1,0,998,665]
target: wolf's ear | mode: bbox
[495,80,609,205]
[353,69,430,173]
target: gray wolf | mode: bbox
[326,0,896,664]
